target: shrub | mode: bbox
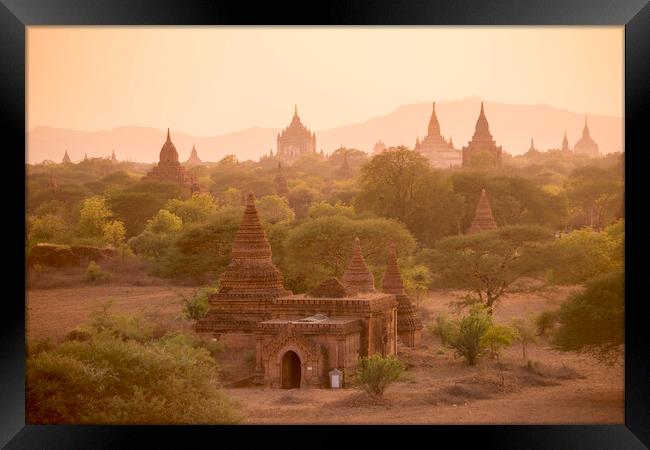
[27,306,241,424]
[446,305,492,366]
[480,324,519,361]
[535,310,559,338]
[511,317,539,360]
[85,260,110,283]
[182,285,219,321]
[427,314,455,345]
[355,354,404,396]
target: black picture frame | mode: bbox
[2,1,648,448]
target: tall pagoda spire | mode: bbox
[341,238,376,292]
[62,150,71,164]
[382,244,405,295]
[166,127,171,143]
[561,130,570,152]
[427,101,441,138]
[274,161,289,198]
[473,101,492,139]
[466,188,498,234]
[582,115,590,138]
[217,192,288,296]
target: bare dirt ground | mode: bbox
[224,286,624,424]
[26,282,624,424]
[26,285,196,343]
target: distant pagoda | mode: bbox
[573,116,599,157]
[274,161,290,198]
[462,102,503,168]
[525,138,539,157]
[382,244,422,347]
[341,238,376,293]
[143,128,197,192]
[186,143,203,165]
[111,150,119,163]
[415,101,462,168]
[372,140,387,155]
[62,150,71,164]
[336,149,352,178]
[466,188,498,234]
[276,105,316,164]
[560,131,572,155]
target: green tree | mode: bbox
[420,225,554,313]
[102,220,126,247]
[29,214,68,243]
[255,195,295,224]
[78,196,112,237]
[480,324,519,361]
[355,354,404,396]
[165,193,217,225]
[552,270,623,363]
[401,265,432,308]
[145,210,183,234]
[283,215,416,292]
[355,147,463,245]
[546,226,623,285]
[219,187,244,208]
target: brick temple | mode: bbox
[414,102,462,168]
[276,105,317,164]
[573,116,599,157]
[143,129,199,194]
[462,102,503,168]
[466,188,498,234]
[196,193,422,388]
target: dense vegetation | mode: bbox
[27,148,624,364]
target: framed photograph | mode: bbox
[3,0,648,448]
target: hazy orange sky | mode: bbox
[27,27,623,136]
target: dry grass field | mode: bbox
[26,282,623,424]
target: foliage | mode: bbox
[283,215,416,292]
[165,193,217,225]
[480,324,519,361]
[545,225,623,285]
[401,265,432,308]
[78,196,112,237]
[127,230,174,260]
[307,201,357,219]
[102,220,126,247]
[145,209,183,234]
[420,225,554,313]
[182,285,219,321]
[510,317,539,359]
[445,305,493,366]
[355,354,404,396]
[552,270,624,364]
[158,208,241,282]
[29,214,69,243]
[85,260,110,283]
[426,314,455,345]
[106,181,185,237]
[27,309,241,424]
[535,310,559,338]
[255,195,295,224]
[355,147,464,245]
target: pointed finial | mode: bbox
[294,104,298,115]
[246,191,256,206]
[166,128,171,142]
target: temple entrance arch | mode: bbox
[281,351,301,389]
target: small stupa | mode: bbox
[341,238,376,292]
[466,188,498,234]
[62,150,71,164]
[382,244,422,347]
[186,143,202,165]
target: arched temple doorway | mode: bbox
[281,351,301,389]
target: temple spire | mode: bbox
[166,128,171,143]
[382,244,405,295]
[427,101,441,138]
[466,188,498,234]
[341,238,376,292]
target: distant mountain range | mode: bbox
[27,98,623,164]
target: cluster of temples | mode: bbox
[276,105,317,163]
[196,193,423,389]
